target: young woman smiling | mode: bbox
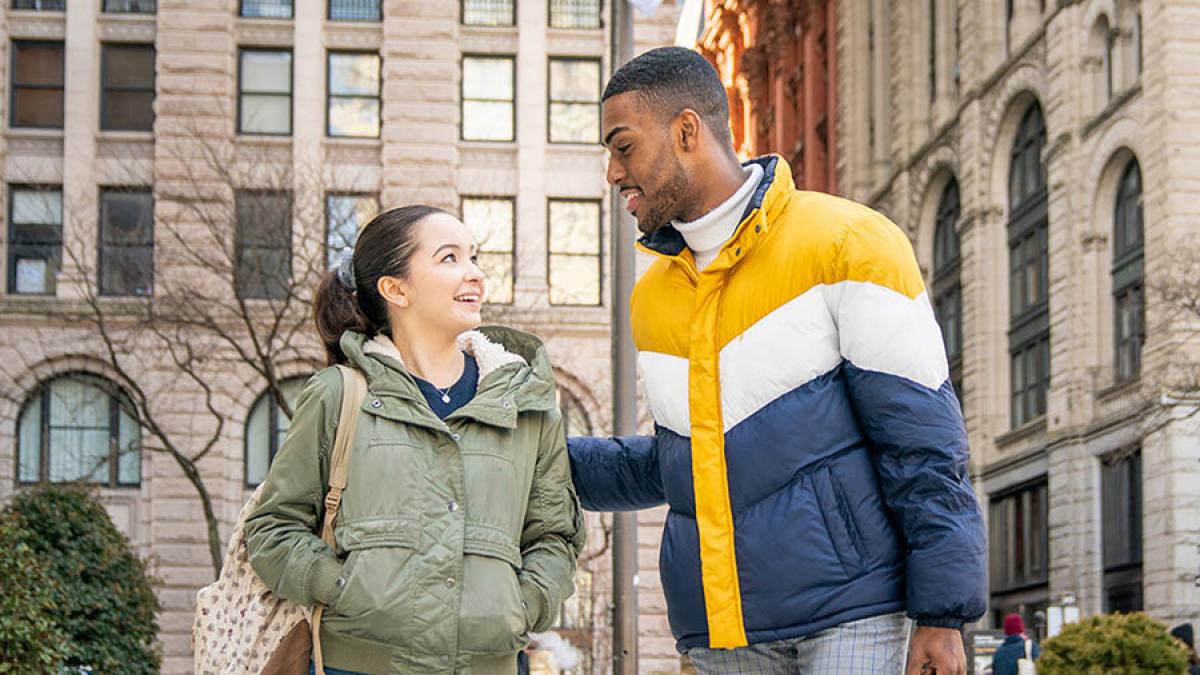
[245,205,584,675]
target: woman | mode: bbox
[245,205,584,674]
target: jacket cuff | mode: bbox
[520,581,551,633]
[307,555,345,606]
[915,616,965,629]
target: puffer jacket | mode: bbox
[569,155,987,651]
[246,327,585,674]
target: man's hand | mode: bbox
[905,626,966,675]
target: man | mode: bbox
[990,614,1040,675]
[568,47,987,674]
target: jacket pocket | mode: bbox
[813,467,865,579]
[457,524,529,655]
[324,518,419,643]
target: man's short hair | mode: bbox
[602,46,732,146]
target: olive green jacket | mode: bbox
[245,328,585,674]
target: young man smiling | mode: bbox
[567,47,987,674]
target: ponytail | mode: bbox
[313,269,371,365]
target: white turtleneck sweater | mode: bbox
[672,163,764,271]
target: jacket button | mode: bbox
[370,399,381,408]
[735,247,742,256]
[448,501,459,512]
[451,433,461,441]
[755,224,762,233]
[446,577,456,588]
[335,577,346,588]
[440,655,450,665]
[502,401,512,409]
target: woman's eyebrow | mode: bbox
[433,243,461,257]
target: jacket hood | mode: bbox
[338,326,558,414]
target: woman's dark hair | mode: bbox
[314,204,449,365]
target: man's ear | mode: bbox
[677,109,702,152]
[378,275,409,309]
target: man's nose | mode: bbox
[606,157,624,186]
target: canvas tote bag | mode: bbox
[193,365,366,675]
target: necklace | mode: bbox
[434,384,451,404]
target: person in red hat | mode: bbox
[990,614,1040,675]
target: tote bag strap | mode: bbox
[312,365,367,675]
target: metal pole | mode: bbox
[610,1,638,674]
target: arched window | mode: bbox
[1113,159,1144,383]
[17,373,141,486]
[245,376,307,487]
[1008,102,1050,428]
[933,178,963,400]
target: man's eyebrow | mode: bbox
[604,126,630,147]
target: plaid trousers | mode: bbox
[686,612,911,675]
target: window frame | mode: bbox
[97,187,155,297]
[325,51,382,139]
[237,48,294,137]
[548,0,602,29]
[1101,447,1143,613]
[16,373,142,488]
[239,0,294,19]
[7,183,64,296]
[243,376,307,488]
[932,179,962,399]
[547,56,602,145]
[1112,159,1144,384]
[9,40,65,130]
[11,0,66,10]
[988,478,1050,596]
[328,0,381,21]
[234,190,294,300]
[460,54,516,143]
[100,43,156,132]
[546,197,603,307]
[460,195,516,305]
[461,0,515,26]
[324,192,379,268]
[102,0,158,13]
[1007,103,1050,428]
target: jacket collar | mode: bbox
[637,155,788,272]
[340,327,557,431]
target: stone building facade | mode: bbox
[836,0,1200,635]
[690,0,1200,642]
[0,1,683,672]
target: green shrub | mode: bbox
[3,484,161,674]
[0,513,70,673]
[1038,612,1189,675]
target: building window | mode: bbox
[10,41,65,129]
[101,44,156,131]
[17,374,141,487]
[103,0,156,12]
[462,0,513,26]
[549,58,601,144]
[1008,102,1049,428]
[99,189,154,297]
[548,199,601,306]
[461,197,515,304]
[549,0,601,29]
[240,0,292,18]
[1101,448,1142,613]
[329,0,380,21]
[326,193,378,267]
[988,480,1049,632]
[245,377,306,487]
[11,0,65,9]
[933,179,962,400]
[7,185,63,295]
[1113,159,1143,383]
[239,49,292,135]
[235,191,292,300]
[327,52,380,138]
[461,56,514,142]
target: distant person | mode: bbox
[991,614,1040,675]
[1171,623,1200,675]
